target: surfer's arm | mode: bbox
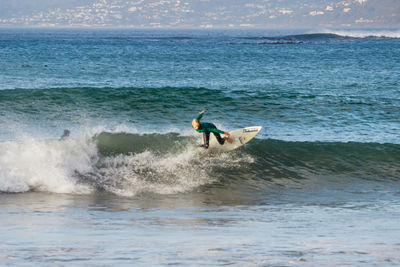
[196,110,205,120]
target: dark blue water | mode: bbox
[0,28,399,266]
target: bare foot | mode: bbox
[226,138,233,144]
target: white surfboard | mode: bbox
[207,126,262,152]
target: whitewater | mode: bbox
[0,28,399,266]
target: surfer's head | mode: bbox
[192,118,200,130]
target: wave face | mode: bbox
[1,132,398,196]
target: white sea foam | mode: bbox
[96,148,213,197]
[0,137,96,193]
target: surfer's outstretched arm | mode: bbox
[196,110,205,120]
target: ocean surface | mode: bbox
[0,28,399,266]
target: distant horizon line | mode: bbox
[0,25,398,31]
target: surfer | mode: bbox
[192,110,232,149]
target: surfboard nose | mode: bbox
[208,126,262,152]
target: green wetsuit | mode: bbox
[195,113,224,134]
[195,113,226,149]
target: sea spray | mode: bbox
[87,149,211,197]
[0,137,96,193]
[81,133,255,197]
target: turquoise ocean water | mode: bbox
[0,28,399,265]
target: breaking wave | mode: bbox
[0,132,398,196]
[236,30,400,44]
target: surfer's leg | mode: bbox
[201,131,210,149]
[213,132,226,145]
